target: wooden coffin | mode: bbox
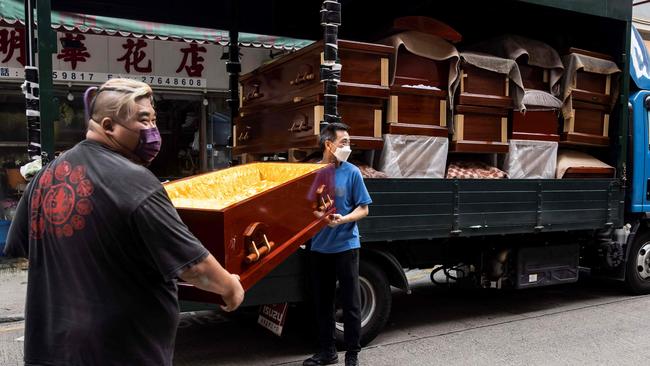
[393,50,450,88]
[240,39,393,109]
[511,110,560,141]
[518,63,550,91]
[391,16,462,43]
[386,86,449,137]
[234,92,384,154]
[164,162,336,302]
[567,48,615,107]
[451,105,509,153]
[561,100,609,147]
[563,166,615,178]
[458,64,513,109]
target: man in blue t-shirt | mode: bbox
[303,123,372,366]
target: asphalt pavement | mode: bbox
[2,265,650,365]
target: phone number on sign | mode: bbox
[51,71,206,89]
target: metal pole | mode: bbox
[199,99,207,172]
[23,0,41,160]
[23,0,35,66]
[320,0,342,129]
[226,0,240,162]
[36,0,56,162]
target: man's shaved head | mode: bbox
[85,79,157,162]
[88,78,154,124]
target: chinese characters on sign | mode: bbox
[117,39,152,73]
[176,43,206,77]
[57,33,91,70]
[0,27,25,66]
[0,26,223,89]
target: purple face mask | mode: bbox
[135,127,162,164]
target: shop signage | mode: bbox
[1,66,205,88]
[0,26,218,90]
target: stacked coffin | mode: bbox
[234,40,393,155]
[375,17,461,178]
[467,35,565,178]
[451,51,526,153]
[380,17,462,137]
[560,48,621,147]
[469,35,564,142]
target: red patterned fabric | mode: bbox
[356,164,388,179]
[446,161,508,179]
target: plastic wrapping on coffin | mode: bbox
[378,134,448,178]
[504,139,558,179]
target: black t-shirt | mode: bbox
[4,139,209,366]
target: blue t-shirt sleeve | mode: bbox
[352,168,372,207]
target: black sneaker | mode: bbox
[303,352,338,366]
[345,352,359,366]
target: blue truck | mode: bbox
[218,1,650,346]
[47,0,649,346]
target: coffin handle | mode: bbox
[238,126,251,142]
[244,82,264,101]
[313,184,334,213]
[244,222,276,264]
[290,65,315,86]
[289,113,310,133]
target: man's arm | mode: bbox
[132,189,244,311]
[179,254,244,312]
[327,204,369,227]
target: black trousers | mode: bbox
[310,248,361,354]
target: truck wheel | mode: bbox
[335,259,391,346]
[626,231,650,294]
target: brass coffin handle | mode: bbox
[238,126,251,141]
[244,82,264,101]
[289,113,309,133]
[313,184,334,213]
[290,65,315,86]
[244,222,275,264]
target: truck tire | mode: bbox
[335,259,392,346]
[626,231,650,294]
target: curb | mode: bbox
[0,315,24,324]
[0,258,28,272]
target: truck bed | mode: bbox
[359,179,624,242]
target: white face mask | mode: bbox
[333,145,352,163]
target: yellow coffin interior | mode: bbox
[164,162,325,210]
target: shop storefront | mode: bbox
[0,1,312,233]
[0,23,277,179]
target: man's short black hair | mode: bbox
[319,122,350,150]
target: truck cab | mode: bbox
[630,25,650,213]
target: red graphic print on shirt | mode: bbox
[30,161,94,240]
